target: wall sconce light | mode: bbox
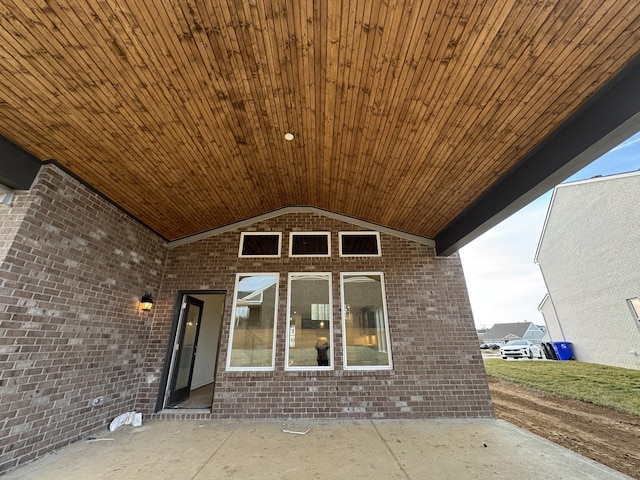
[140,293,154,312]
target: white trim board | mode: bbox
[168,206,435,249]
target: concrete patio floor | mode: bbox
[3,418,631,480]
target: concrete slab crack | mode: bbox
[190,426,237,480]
[371,421,411,480]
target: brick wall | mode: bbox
[0,165,167,473]
[141,212,493,420]
[1,165,493,474]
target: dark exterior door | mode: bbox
[167,296,204,406]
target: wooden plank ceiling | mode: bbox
[1,1,639,241]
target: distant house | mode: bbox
[483,322,548,345]
[476,328,488,344]
[536,171,640,370]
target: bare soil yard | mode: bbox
[488,377,640,479]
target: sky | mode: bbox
[459,130,640,330]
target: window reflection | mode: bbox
[341,273,392,369]
[227,274,278,370]
[286,273,333,369]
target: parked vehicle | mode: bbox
[500,339,543,359]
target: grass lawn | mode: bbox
[484,359,640,417]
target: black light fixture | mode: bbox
[140,293,154,312]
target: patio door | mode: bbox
[167,296,204,406]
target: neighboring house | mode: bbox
[476,328,488,344]
[536,171,640,370]
[538,295,562,344]
[483,322,548,346]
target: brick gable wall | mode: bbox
[140,213,493,420]
[0,165,167,473]
[1,166,493,474]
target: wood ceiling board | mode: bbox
[436,56,640,255]
[0,1,639,243]
[398,2,639,235]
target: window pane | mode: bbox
[340,232,380,256]
[341,273,392,369]
[290,232,330,256]
[286,273,332,369]
[240,233,281,257]
[227,274,278,370]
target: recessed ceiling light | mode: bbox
[284,133,294,141]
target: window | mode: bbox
[239,232,281,258]
[339,232,381,256]
[285,273,333,370]
[226,273,279,370]
[289,232,331,257]
[627,297,640,326]
[340,272,392,370]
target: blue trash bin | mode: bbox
[552,341,573,361]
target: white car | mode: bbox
[500,339,543,359]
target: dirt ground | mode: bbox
[488,377,640,479]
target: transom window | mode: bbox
[285,273,333,370]
[289,232,331,257]
[339,232,381,256]
[226,273,279,371]
[238,232,281,258]
[340,272,392,370]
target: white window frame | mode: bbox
[289,231,331,258]
[285,272,334,371]
[340,272,393,371]
[238,232,282,258]
[338,231,382,257]
[226,273,279,371]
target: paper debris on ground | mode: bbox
[86,437,116,443]
[109,411,143,432]
[282,428,311,435]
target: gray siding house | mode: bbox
[535,171,640,370]
[483,322,548,346]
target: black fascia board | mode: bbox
[0,134,41,189]
[435,54,640,256]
